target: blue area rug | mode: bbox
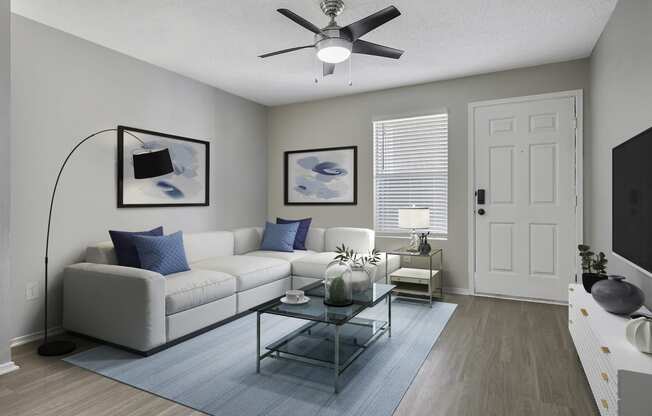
[64,298,456,416]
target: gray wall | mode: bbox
[268,60,590,291]
[587,0,652,308]
[10,15,268,340]
[0,0,11,364]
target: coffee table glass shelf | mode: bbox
[255,281,395,393]
[385,247,443,305]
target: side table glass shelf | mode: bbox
[384,247,443,305]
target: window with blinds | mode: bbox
[373,113,448,237]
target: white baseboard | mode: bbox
[473,292,567,306]
[10,326,64,348]
[0,361,19,376]
[443,287,472,296]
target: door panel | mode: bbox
[489,146,514,204]
[490,222,514,272]
[529,223,556,276]
[473,96,576,302]
[529,143,557,204]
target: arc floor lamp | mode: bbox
[38,127,174,356]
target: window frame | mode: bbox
[372,112,449,240]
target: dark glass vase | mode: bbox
[591,275,645,315]
[582,272,606,293]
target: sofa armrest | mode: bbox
[63,263,166,352]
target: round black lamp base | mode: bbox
[37,340,76,356]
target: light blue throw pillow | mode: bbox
[260,221,299,252]
[132,231,190,276]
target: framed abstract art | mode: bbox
[284,146,357,205]
[117,126,209,207]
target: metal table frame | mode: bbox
[385,247,444,306]
[256,287,393,394]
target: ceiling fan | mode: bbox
[259,0,404,77]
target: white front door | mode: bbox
[472,93,579,302]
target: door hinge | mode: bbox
[571,118,578,130]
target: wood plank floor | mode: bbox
[0,294,598,416]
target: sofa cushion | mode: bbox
[260,221,299,252]
[109,226,164,268]
[183,231,235,263]
[291,252,338,279]
[305,227,325,252]
[133,231,190,276]
[292,252,402,280]
[324,227,375,253]
[245,250,314,263]
[277,217,312,250]
[233,227,263,255]
[85,241,118,265]
[165,269,236,315]
[192,256,291,292]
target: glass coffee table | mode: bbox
[255,281,395,393]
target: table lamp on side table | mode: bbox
[398,207,430,252]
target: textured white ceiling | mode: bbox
[12,0,616,106]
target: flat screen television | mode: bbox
[613,126,652,276]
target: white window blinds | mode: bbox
[373,113,448,236]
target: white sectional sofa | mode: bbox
[63,226,401,354]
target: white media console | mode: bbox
[568,284,652,415]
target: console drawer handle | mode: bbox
[580,308,588,316]
[601,372,609,382]
[601,399,608,409]
[601,346,610,354]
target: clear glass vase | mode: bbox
[324,260,353,306]
[351,264,377,293]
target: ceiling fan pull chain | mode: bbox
[314,55,319,84]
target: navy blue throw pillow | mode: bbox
[109,226,164,268]
[132,231,190,276]
[277,217,312,250]
[260,221,299,252]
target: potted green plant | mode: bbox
[578,244,608,293]
[334,245,381,292]
[323,259,353,306]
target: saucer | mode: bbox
[280,296,310,305]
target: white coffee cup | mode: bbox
[285,290,304,303]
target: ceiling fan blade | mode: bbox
[341,6,401,41]
[277,9,322,34]
[323,62,336,76]
[352,39,403,59]
[259,45,314,58]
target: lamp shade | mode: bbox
[398,207,430,229]
[133,148,174,179]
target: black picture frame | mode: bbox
[284,145,357,205]
[117,125,210,208]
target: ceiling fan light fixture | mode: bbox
[316,38,352,63]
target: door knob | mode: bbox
[478,208,486,215]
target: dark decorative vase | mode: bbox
[591,275,645,315]
[582,273,607,293]
[418,233,431,255]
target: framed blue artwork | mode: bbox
[117,126,209,207]
[284,146,357,205]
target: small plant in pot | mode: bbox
[334,245,381,292]
[578,244,608,293]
